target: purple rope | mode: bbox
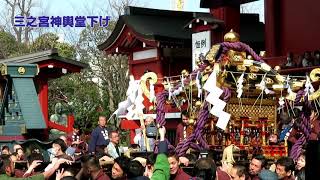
[154,44,235,156]
[222,87,231,102]
[175,103,209,156]
[294,90,305,105]
[290,136,306,161]
[175,139,184,151]
[155,91,168,126]
[190,143,201,151]
[153,91,176,153]
[174,86,231,156]
[290,113,311,161]
[300,114,311,139]
[198,136,209,149]
[304,95,313,110]
[176,134,196,156]
[219,42,264,63]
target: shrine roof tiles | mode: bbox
[98,6,223,51]
[0,49,88,69]
[184,15,224,29]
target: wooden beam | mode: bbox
[38,60,82,73]
[104,26,158,54]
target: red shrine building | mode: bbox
[99,0,320,143]
[200,0,320,58]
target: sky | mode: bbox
[43,0,209,15]
[0,0,264,43]
[42,0,263,18]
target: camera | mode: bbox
[146,122,158,138]
[14,161,27,170]
[199,150,208,158]
[34,161,50,172]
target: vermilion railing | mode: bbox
[47,115,74,134]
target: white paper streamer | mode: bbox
[196,71,202,98]
[204,71,231,131]
[167,77,172,101]
[149,82,155,103]
[305,75,315,96]
[181,75,184,88]
[236,72,244,98]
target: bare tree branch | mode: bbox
[2,0,35,44]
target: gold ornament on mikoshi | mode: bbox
[248,73,257,80]
[189,118,195,125]
[276,74,285,83]
[236,65,246,71]
[292,81,304,89]
[228,50,246,65]
[249,65,259,73]
[204,66,213,74]
[202,74,209,82]
[140,72,158,100]
[181,69,189,78]
[260,51,266,57]
[206,44,221,65]
[308,68,320,100]
[195,101,202,107]
[265,77,274,85]
[224,29,240,42]
[310,68,320,82]
[274,66,281,71]
[149,105,155,111]
[196,59,202,66]
[286,68,320,101]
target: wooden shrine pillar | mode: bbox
[37,78,49,127]
[210,5,240,42]
[264,0,279,57]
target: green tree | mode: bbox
[31,33,59,52]
[31,33,75,58]
[48,73,103,132]
[77,23,129,128]
[30,33,105,132]
[2,0,35,44]
[0,30,17,59]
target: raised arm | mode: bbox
[151,126,170,180]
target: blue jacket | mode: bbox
[88,126,111,153]
[279,125,293,141]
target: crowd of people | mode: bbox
[0,111,313,180]
[283,50,320,68]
